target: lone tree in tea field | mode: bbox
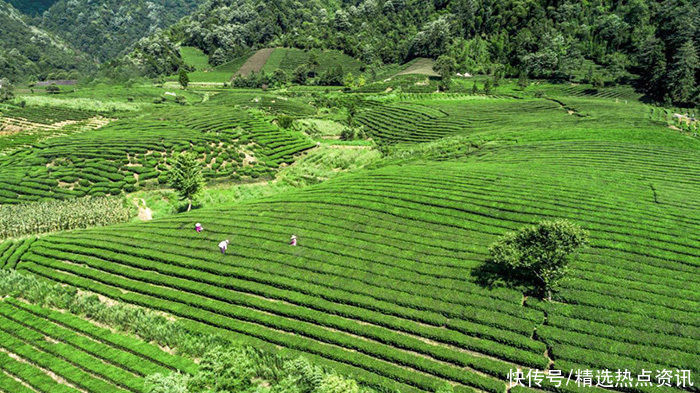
[168,153,204,212]
[488,219,588,300]
[178,69,189,89]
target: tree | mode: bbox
[517,71,529,89]
[343,72,356,88]
[178,69,189,89]
[271,69,289,86]
[637,36,667,100]
[483,79,493,94]
[667,40,698,104]
[319,65,344,86]
[433,55,457,90]
[277,115,294,129]
[293,65,308,85]
[168,153,204,212]
[46,84,61,94]
[306,52,320,77]
[0,79,14,102]
[488,219,588,300]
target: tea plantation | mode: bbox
[0,82,696,393]
[0,93,315,204]
[0,297,196,392]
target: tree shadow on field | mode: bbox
[471,258,540,296]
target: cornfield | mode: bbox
[0,196,133,240]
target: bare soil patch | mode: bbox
[234,48,275,77]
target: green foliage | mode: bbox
[0,196,132,240]
[178,69,190,89]
[5,0,57,15]
[0,1,92,82]
[316,374,361,393]
[278,115,294,129]
[667,40,698,105]
[168,153,204,211]
[293,65,308,84]
[0,79,13,102]
[144,373,190,393]
[433,55,457,90]
[41,0,200,61]
[46,84,61,94]
[517,72,528,89]
[483,80,493,94]
[187,347,256,392]
[488,220,588,300]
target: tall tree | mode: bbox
[668,40,698,104]
[433,55,457,90]
[637,36,668,100]
[178,69,189,89]
[169,153,204,212]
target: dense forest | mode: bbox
[0,1,93,82]
[0,0,203,81]
[1,0,697,105]
[127,0,699,105]
[5,0,57,15]
[41,0,203,61]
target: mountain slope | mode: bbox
[5,0,57,15]
[0,0,93,81]
[40,0,203,61]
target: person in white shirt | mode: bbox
[219,239,229,254]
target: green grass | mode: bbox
[180,46,210,71]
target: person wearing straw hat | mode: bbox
[218,239,229,254]
[195,223,203,233]
[289,235,297,246]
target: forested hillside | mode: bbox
[127,0,698,105]
[41,0,203,61]
[0,0,93,82]
[5,0,57,15]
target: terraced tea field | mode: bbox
[0,96,314,204]
[6,93,697,392]
[0,86,697,393]
[0,298,196,392]
[356,97,564,143]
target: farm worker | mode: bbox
[290,235,297,246]
[195,223,203,233]
[219,239,229,254]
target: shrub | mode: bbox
[144,372,189,393]
[277,115,294,129]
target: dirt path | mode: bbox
[233,48,275,78]
[133,198,152,221]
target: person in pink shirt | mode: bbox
[195,223,203,233]
[290,235,297,246]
